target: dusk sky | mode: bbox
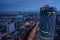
[0,0,60,12]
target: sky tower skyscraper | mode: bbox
[40,5,57,40]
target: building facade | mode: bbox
[6,22,15,33]
[40,5,57,40]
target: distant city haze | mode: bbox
[0,0,60,12]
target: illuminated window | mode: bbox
[42,31,48,34]
[52,12,55,14]
[48,12,51,15]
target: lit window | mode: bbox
[42,31,48,34]
[52,12,55,14]
[48,12,51,15]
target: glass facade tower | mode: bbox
[40,5,57,40]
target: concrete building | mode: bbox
[40,5,57,40]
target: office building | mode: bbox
[40,5,57,40]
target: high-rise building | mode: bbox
[40,5,57,40]
[6,22,15,33]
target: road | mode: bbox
[27,22,39,40]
